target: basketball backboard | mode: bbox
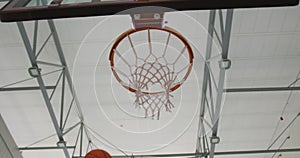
[0,0,299,22]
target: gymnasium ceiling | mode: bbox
[0,1,300,158]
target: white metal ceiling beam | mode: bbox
[196,10,216,157]
[225,86,300,92]
[0,114,23,158]
[208,9,233,158]
[0,86,55,91]
[196,9,234,158]
[17,22,71,158]
[109,148,300,158]
[18,146,75,150]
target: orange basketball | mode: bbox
[85,149,112,158]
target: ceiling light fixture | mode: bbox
[57,140,66,147]
[219,59,231,70]
[28,66,41,77]
[210,136,220,144]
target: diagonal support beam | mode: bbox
[46,18,88,156]
[17,22,70,158]
[47,19,84,121]
[196,10,216,156]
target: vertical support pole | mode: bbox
[80,123,84,157]
[209,9,233,158]
[60,69,66,130]
[17,22,70,158]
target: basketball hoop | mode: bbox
[109,13,194,119]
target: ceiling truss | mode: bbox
[196,9,234,158]
[16,19,92,158]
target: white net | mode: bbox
[110,27,193,119]
[129,62,176,119]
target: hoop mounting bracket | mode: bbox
[131,13,164,28]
